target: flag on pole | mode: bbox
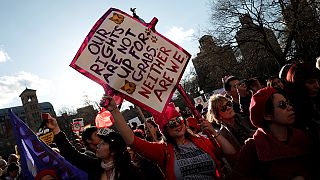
[9,109,88,180]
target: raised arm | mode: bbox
[45,113,96,172]
[100,96,134,145]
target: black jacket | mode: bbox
[54,132,144,180]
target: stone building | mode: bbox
[235,14,282,77]
[192,35,241,92]
[0,88,55,159]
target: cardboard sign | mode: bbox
[72,118,84,132]
[70,8,191,114]
[194,96,204,106]
[39,132,54,145]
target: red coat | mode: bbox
[232,128,317,180]
[130,135,222,180]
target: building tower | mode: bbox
[19,88,42,132]
[236,14,282,77]
[192,35,240,92]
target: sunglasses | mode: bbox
[278,100,292,110]
[220,101,233,112]
[166,117,184,129]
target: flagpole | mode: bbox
[136,105,158,142]
[176,84,222,150]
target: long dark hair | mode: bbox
[284,63,320,128]
[162,119,196,153]
[98,132,140,180]
[145,119,163,142]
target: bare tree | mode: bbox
[173,68,201,109]
[82,94,101,111]
[57,106,77,116]
[208,0,320,66]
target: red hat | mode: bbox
[154,102,181,132]
[250,87,277,128]
[35,169,58,180]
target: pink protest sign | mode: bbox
[70,8,191,114]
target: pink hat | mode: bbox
[35,169,58,180]
[250,87,277,128]
[154,102,181,132]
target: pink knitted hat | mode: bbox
[153,102,181,132]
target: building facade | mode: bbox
[235,14,282,77]
[0,88,56,159]
[192,35,242,92]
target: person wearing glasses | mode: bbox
[45,113,142,180]
[101,96,236,180]
[207,94,255,152]
[222,76,251,116]
[231,87,317,179]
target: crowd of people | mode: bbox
[1,61,319,179]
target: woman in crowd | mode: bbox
[207,94,254,152]
[0,162,20,180]
[266,76,284,92]
[232,87,317,179]
[101,96,236,179]
[45,113,141,180]
[284,63,320,134]
[144,118,163,142]
[130,119,166,180]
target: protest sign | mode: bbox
[72,118,84,132]
[194,96,204,106]
[70,8,191,114]
[39,132,54,145]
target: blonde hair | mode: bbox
[207,94,229,124]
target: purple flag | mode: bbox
[9,109,88,179]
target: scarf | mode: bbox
[101,160,115,180]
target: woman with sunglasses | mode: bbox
[207,94,255,152]
[101,96,236,180]
[231,87,317,179]
[45,113,142,180]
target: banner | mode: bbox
[70,8,191,114]
[9,109,88,179]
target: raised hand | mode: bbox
[100,95,118,112]
[44,113,61,135]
